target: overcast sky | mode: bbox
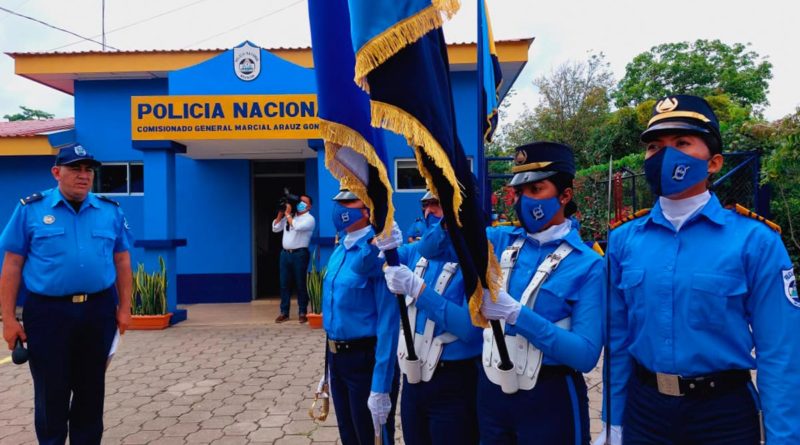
[0,0,797,127]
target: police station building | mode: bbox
[0,40,531,319]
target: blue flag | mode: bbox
[479,0,503,142]
[308,0,394,235]
[349,1,501,325]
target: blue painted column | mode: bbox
[132,140,187,323]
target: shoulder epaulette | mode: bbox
[491,221,518,227]
[610,208,651,230]
[97,195,120,207]
[19,193,44,206]
[733,204,781,234]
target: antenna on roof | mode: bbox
[101,0,106,51]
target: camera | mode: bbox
[277,187,301,214]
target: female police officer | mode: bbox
[477,142,604,444]
[323,187,399,445]
[598,95,800,444]
[378,190,483,444]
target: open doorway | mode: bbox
[252,161,306,299]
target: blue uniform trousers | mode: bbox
[22,290,117,445]
[477,366,590,445]
[279,248,310,316]
[400,357,480,445]
[623,373,761,445]
[328,347,400,445]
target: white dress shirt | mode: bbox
[272,211,316,250]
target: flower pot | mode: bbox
[129,313,172,330]
[307,313,323,329]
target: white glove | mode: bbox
[592,424,623,445]
[384,265,425,299]
[480,289,522,325]
[315,375,328,395]
[367,391,392,434]
[375,222,403,252]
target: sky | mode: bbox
[0,0,798,128]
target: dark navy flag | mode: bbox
[308,0,394,235]
[350,2,501,325]
[479,0,503,142]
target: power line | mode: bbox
[48,0,212,51]
[0,4,120,51]
[0,0,31,24]
[182,0,305,49]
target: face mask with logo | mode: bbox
[417,222,454,260]
[331,202,365,232]
[514,195,561,234]
[297,202,308,212]
[644,146,709,197]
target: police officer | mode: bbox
[597,95,800,445]
[478,142,604,444]
[0,143,133,445]
[323,187,400,445]
[405,195,437,243]
[377,190,482,444]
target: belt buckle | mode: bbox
[72,294,88,303]
[656,372,683,396]
[327,339,338,354]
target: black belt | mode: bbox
[436,357,479,370]
[29,287,112,304]
[327,337,377,354]
[284,247,309,253]
[635,362,751,397]
[538,365,575,379]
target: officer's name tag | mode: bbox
[783,269,799,308]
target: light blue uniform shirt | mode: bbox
[405,218,426,241]
[323,226,400,393]
[0,188,131,296]
[605,195,800,443]
[487,225,604,373]
[398,225,483,361]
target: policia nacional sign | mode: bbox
[131,94,321,140]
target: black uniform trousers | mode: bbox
[22,289,117,445]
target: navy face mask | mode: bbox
[644,146,710,197]
[331,202,365,232]
[514,195,561,234]
[417,222,454,260]
[425,213,442,227]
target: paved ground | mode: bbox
[0,301,604,444]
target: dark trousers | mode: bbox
[477,367,590,445]
[401,358,480,445]
[328,348,400,445]
[279,248,310,316]
[22,290,117,445]
[623,374,761,445]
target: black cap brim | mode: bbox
[640,121,711,142]
[509,170,557,187]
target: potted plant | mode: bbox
[129,256,172,330]
[306,249,326,329]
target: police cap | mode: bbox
[420,190,437,202]
[332,187,359,201]
[640,94,722,153]
[509,141,576,187]
[55,143,101,167]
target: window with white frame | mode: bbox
[394,157,473,191]
[93,162,144,195]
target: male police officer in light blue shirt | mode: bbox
[0,143,133,445]
[598,95,800,445]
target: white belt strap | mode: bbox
[483,240,574,392]
[500,237,526,290]
[398,259,459,383]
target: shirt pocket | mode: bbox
[31,227,66,257]
[91,229,116,261]
[689,273,748,331]
[535,279,574,321]
[333,272,370,311]
[618,269,646,325]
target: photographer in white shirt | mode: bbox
[272,194,315,323]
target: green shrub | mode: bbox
[131,256,168,315]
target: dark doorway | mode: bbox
[253,161,306,299]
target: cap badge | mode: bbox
[74,145,87,156]
[514,149,528,166]
[43,215,55,224]
[655,97,679,113]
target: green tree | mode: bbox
[614,40,773,111]
[3,106,55,121]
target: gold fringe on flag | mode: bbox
[467,241,503,327]
[354,0,460,90]
[320,119,395,237]
[370,100,462,227]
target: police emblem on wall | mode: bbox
[234,42,261,82]
[783,269,799,308]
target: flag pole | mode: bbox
[478,0,513,372]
